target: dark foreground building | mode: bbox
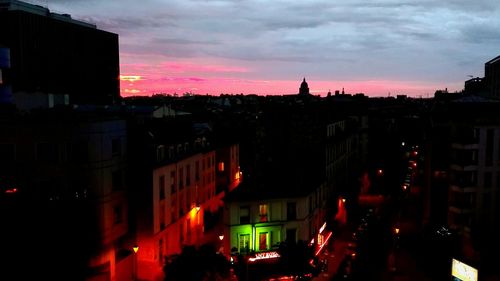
[0,0,120,105]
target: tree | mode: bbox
[164,244,231,281]
[278,240,315,278]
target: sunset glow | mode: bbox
[119,75,142,82]
[119,74,450,98]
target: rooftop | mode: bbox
[0,0,96,29]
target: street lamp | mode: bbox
[394,227,400,235]
[219,234,224,241]
[133,244,139,280]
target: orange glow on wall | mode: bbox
[190,207,198,221]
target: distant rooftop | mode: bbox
[486,55,500,65]
[0,0,96,29]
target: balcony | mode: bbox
[449,206,473,214]
[450,185,476,193]
[451,143,478,150]
[450,163,478,172]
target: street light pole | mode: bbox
[133,245,139,281]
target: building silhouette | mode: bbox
[0,0,120,106]
[485,55,500,98]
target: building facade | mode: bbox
[0,108,129,281]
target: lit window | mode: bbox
[259,232,268,251]
[259,204,268,222]
[218,162,225,172]
[239,234,250,254]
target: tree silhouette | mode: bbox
[278,240,315,278]
[163,244,231,281]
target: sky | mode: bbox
[31,0,500,97]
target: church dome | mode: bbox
[299,77,310,95]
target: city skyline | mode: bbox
[30,0,500,97]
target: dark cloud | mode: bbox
[28,0,500,86]
[150,38,220,45]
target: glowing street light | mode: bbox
[394,227,400,235]
[133,245,139,253]
[219,234,224,241]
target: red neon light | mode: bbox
[5,188,17,194]
[319,222,326,234]
[309,238,315,246]
[315,232,332,256]
[248,251,280,262]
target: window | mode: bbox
[159,175,165,199]
[0,143,15,162]
[71,141,88,162]
[186,165,191,186]
[218,162,225,172]
[168,146,175,159]
[259,204,268,222]
[157,145,165,161]
[240,206,250,224]
[37,142,58,163]
[179,168,184,189]
[239,234,250,254]
[112,170,123,191]
[484,172,492,189]
[180,223,184,243]
[195,161,200,181]
[286,229,297,243]
[171,200,177,222]
[170,171,176,194]
[486,129,494,166]
[159,239,164,265]
[259,233,268,251]
[287,202,297,220]
[113,205,122,224]
[112,138,121,157]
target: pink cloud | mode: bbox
[159,62,250,74]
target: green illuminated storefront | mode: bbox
[230,224,283,254]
